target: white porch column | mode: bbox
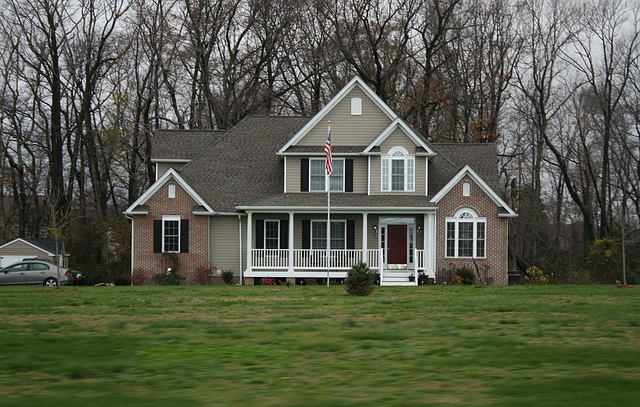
[425,212,436,277]
[288,212,294,273]
[246,211,253,273]
[362,212,368,266]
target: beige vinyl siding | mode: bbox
[352,157,367,193]
[210,215,246,271]
[296,87,393,147]
[370,156,382,194]
[379,127,418,154]
[286,157,302,192]
[0,240,49,257]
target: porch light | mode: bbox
[417,225,422,234]
[373,224,377,235]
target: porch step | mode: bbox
[381,281,417,286]
[380,270,417,286]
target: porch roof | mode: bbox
[238,193,437,212]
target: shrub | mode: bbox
[113,274,130,286]
[304,278,319,286]
[345,262,376,296]
[260,277,276,285]
[222,269,234,285]
[450,275,463,285]
[524,266,549,285]
[153,268,185,285]
[194,266,212,285]
[455,266,476,285]
[587,238,622,283]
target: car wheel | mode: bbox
[43,278,58,287]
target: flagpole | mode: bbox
[326,121,332,287]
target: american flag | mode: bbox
[324,125,333,177]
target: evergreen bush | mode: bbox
[455,266,476,285]
[222,269,234,285]
[345,262,376,296]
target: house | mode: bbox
[124,77,517,286]
[0,238,69,268]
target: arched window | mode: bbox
[381,147,414,191]
[446,209,486,258]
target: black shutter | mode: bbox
[302,220,311,249]
[280,219,289,249]
[180,220,189,253]
[345,159,354,192]
[301,158,309,192]
[153,220,162,253]
[255,219,264,249]
[347,220,356,249]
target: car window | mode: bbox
[5,263,28,272]
[29,263,50,271]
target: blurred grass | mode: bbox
[0,285,638,406]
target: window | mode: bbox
[265,220,279,249]
[382,148,414,191]
[311,221,346,249]
[154,217,188,253]
[310,158,344,192]
[446,210,486,258]
[168,184,176,198]
[163,215,180,253]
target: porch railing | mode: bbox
[251,249,289,268]
[251,249,382,270]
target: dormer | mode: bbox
[364,118,436,196]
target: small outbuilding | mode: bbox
[0,238,69,268]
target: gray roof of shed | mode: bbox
[24,238,66,255]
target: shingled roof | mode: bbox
[160,116,501,213]
[153,129,227,161]
[428,143,500,194]
[178,116,311,212]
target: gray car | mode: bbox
[0,259,70,287]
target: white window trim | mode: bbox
[264,220,280,250]
[168,184,176,198]
[311,220,347,249]
[310,158,345,192]
[445,209,486,258]
[162,215,181,253]
[381,147,415,192]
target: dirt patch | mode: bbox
[615,285,637,289]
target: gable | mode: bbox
[124,168,214,215]
[279,77,397,152]
[365,118,435,156]
[430,165,516,217]
[0,238,55,257]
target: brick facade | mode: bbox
[132,177,210,285]
[434,175,509,285]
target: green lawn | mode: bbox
[0,285,638,406]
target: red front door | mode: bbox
[387,225,407,267]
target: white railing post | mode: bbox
[379,248,384,284]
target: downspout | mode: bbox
[238,214,243,285]
[125,215,134,286]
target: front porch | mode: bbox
[245,248,430,286]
